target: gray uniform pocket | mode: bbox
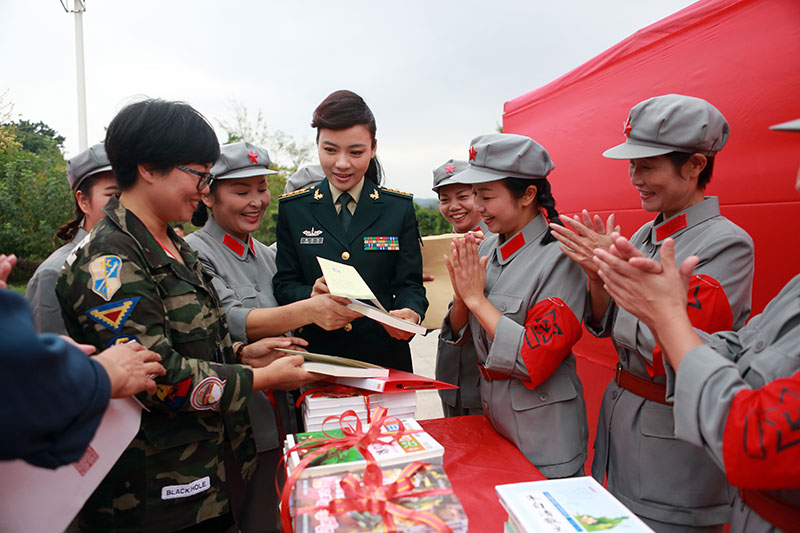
[638,403,732,509]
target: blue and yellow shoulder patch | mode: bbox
[87,297,140,333]
[106,335,140,348]
[378,186,414,199]
[278,187,313,201]
[89,255,123,301]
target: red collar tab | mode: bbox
[500,232,526,261]
[248,150,258,163]
[623,117,632,137]
[444,163,456,174]
[222,233,254,257]
[655,213,688,241]
[468,146,477,162]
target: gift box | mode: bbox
[290,462,468,533]
[285,417,444,480]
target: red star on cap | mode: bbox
[468,146,477,161]
[623,117,632,137]
[248,150,258,163]
[444,164,456,174]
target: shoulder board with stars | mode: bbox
[378,186,414,199]
[278,187,314,201]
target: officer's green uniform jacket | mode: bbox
[56,197,257,533]
[273,178,428,371]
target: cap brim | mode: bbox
[455,165,540,184]
[83,164,114,180]
[770,118,800,132]
[432,175,466,191]
[216,167,278,179]
[602,141,673,160]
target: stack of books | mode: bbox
[301,388,417,432]
[284,417,444,480]
[290,463,468,533]
[496,477,654,532]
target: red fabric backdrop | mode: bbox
[502,0,800,473]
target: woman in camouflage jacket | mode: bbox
[57,99,317,533]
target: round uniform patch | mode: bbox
[190,377,225,411]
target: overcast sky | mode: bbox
[2,0,695,198]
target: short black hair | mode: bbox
[105,99,220,190]
[666,151,715,190]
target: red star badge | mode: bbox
[623,117,632,137]
[444,163,456,174]
[469,146,477,161]
[248,150,258,163]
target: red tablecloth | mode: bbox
[419,415,545,533]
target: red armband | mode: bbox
[722,370,800,489]
[649,274,734,377]
[519,297,582,390]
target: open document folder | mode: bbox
[317,256,426,335]
[0,398,142,533]
[276,347,389,378]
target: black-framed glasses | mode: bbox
[176,165,215,190]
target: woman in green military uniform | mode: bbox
[273,90,428,372]
[56,99,318,532]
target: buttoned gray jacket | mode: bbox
[590,197,754,527]
[186,216,282,452]
[25,227,88,334]
[442,214,589,478]
[669,274,800,533]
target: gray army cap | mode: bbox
[603,94,729,159]
[432,159,469,191]
[770,118,800,132]
[455,133,555,184]
[212,141,277,179]
[67,143,113,191]
[284,164,325,194]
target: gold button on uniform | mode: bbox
[343,323,353,332]
[341,251,350,261]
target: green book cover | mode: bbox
[296,430,364,466]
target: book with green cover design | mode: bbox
[285,418,444,479]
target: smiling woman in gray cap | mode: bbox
[186,141,357,533]
[442,132,589,479]
[432,158,487,418]
[590,116,800,533]
[25,143,119,334]
[552,94,755,531]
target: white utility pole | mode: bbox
[60,0,88,151]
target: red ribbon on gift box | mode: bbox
[296,461,454,532]
[279,406,421,531]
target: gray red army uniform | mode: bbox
[56,197,256,532]
[667,117,800,533]
[592,95,755,529]
[432,158,485,417]
[185,141,289,533]
[25,143,112,334]
[442,134,589,478]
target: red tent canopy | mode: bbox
[502,0,800,473]
[504,0,800,314]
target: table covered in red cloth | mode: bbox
[419,415,545,532]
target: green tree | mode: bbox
[0,121,71,261]
[414,202,451,236]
